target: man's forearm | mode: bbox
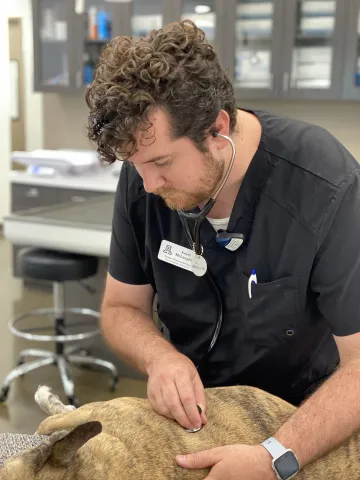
[274,360,360,467]
[100,305,177,375]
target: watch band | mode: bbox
[261,437,288,460]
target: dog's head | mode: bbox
[0,421,102,480]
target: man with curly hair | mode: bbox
[86,20,360,480]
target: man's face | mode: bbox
[126,108,224,211]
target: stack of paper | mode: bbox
[11,149,99,175]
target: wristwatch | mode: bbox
[261,437,300,480]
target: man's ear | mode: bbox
[1,422,102,476]
[48,421,102,468]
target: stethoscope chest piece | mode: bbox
[184,425,203,433]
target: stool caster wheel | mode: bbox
[109,376,118,393]
[0,387,10,403]
[67,396,80,408]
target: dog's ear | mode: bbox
[0,422,102,478]
[47,421,102,468]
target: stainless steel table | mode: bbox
[4,194,114,257]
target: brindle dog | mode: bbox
[0,385,357,479]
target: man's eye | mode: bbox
[155,159,171,167]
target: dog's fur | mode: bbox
[0,385,358,479]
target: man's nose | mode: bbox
[142,170,165,194]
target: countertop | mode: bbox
[9,162,123,193]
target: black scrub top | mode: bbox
[108,109,360,406]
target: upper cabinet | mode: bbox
[343,0,360,99]
[131,0,164,37]
[222,0,285,99]
[33,0,74,92]
[281,0,347,99]
[222,0,347,100]
[33,0,126,91]
[181,1,217,44]
[80,0,123,89]
[32,0,360,100]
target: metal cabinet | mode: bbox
[343,0,360,99]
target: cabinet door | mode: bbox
[224,0,285,100]
[179,0,220,52]
[74,0,131,89]
[130,0,164,37]
[343,0,360,100]
[282,0,347,100]
[33,0,76,92]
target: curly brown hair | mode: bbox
[85,20,237,163]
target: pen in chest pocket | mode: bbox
[248,270,257,299]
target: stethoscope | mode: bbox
[177,131,237,371]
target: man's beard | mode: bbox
[154,152,225,211]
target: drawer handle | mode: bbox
[70,195,86,203]
[26,188,39,198]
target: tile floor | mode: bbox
[0,237,147,434]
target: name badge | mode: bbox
[158,240,193,272]
[158,240,207,277]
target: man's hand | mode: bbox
[176,444,275,480]
[146,352,207,430]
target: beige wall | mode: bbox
[43,94,360,159]
[8,0,44,152]
[0,0,44,222]
[243,100,360,160]
[44,94,96,151]
[0,10,11,221]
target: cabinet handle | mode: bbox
[283,72,290,91]
[70,195,86,203]
[25,188,39,198]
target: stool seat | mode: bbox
[20,249,98,282]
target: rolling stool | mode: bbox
[0,249,118,406]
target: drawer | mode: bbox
[11,184,61,212]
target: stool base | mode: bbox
[0,348,119,407]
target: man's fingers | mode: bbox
[193,377,207,424]
[176,448,223,469]
[175,376,202,429]
[148,390,173,419]
[161,383,194,429]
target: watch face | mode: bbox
[274,451,300,479]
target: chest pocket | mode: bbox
[239,274,299,348]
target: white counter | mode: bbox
[9,162,122,193]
